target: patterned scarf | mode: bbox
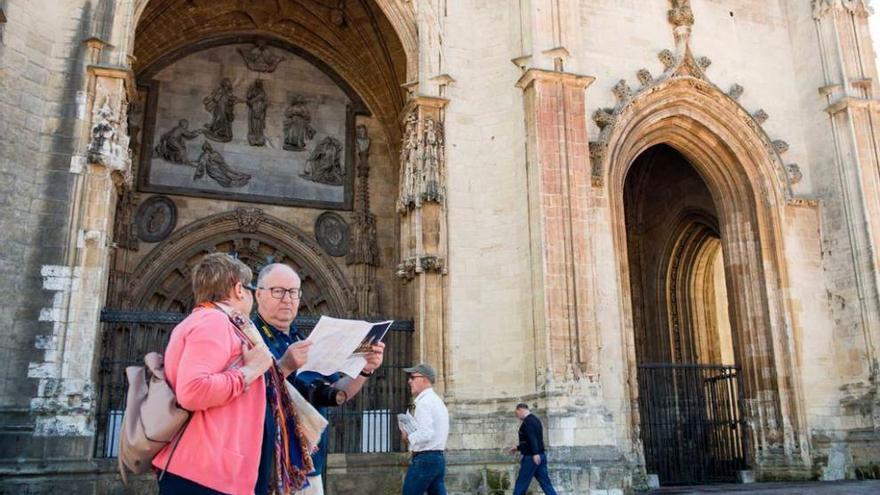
[203,303,314,493]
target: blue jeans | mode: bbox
[513,453,557,495]
[402,451,447,495]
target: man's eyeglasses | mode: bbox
[260,286,303,300]
[407,374,426,382]
[243,283,258,294]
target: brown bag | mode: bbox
[117,352,191,483]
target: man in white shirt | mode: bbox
[400,363,449,495]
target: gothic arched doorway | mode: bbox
[598,76,807,485]
[624,144,745,484]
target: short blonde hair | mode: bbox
[191,253,252,304]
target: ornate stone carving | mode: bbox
[613,80,634,102]
[124,208,356,315]
[237,40,285,72]
[399,111,420,210]
[234,207,264,233]
[395,255,445,280]
[154,119,202,164]
[283,95,316,151]
[330,0,346,26]
[113,189,139,250]
[787,163,803,184]
[658,49,676,70]
[348,125,379,267]
[246,80,268,146]
[398,111,447,211]
[773,140,790,154]
[592,108,615,130]
[134,195,177,243]
[696,56,712,70]
[812,0,872,19]
[194,141,251,187]
[668,0,694,28]
[585,2,797,196]
[422,116,445,203]
[395,257,418,280]
[87,101,130,171]
[202,78,239,142]
[728,84,745,101]
[753,109,769,125]
[301,136,344,186]
[314,212,351,257]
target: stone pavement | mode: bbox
[648,480,880,494]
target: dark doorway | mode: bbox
[624,145,750,484]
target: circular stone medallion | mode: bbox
[314,212,350,257]
[135,195,178,243]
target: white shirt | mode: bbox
[408,387,449,452]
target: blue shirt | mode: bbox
[253,314,339,494]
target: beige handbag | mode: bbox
[117,352,191,483]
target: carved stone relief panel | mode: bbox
[315,211,351,257]
[134,195,177,243]
[139,42,358,209]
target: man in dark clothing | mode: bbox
[510,403,558,495]
[252,263,385,495]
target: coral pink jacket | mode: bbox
[153,307,266,495]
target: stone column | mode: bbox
[396,95,449,392]
[516,68,596,383]
[812,0,880,415]
[29,36,134,437]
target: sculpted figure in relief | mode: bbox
[194,141,251,188]
[283,95,316,151]
[88,102,130,170]
[246,80,268,147]
[237,40,285,73]
[301,136,344,186]
[202,78,240,142]
[154,119,202,164]
[422,117,444,203]
[397,112,420,210]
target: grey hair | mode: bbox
[256,263,300,287]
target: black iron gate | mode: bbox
[637,363,749,485]
[94,309,413,458]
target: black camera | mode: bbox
[295,378,346,407]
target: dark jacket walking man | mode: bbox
[509,403,558,495]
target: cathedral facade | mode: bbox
[1,0,880,493]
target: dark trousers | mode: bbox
[402,451,447,495]
[158,471,230,495]
[513,453,558,495]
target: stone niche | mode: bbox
[139,42,356,209]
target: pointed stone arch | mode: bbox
[607,78,808,470]
[123,208,357,316]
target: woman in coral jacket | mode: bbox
[152,252,272,495]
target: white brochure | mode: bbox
[298,316,393,377]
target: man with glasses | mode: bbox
[400,363,449,495]
[252,263,385,495]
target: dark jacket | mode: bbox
[517,413,546,455]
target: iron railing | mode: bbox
[94,309,413,458]
[637,363,749,485]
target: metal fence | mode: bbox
[94,309,413,458]
[637,363,749,485]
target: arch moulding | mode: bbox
[124,208,357,316]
